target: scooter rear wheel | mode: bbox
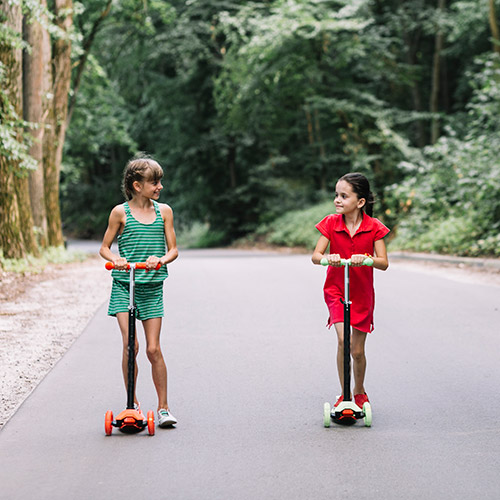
[105,410,113,435]
[323,402,331,428]
[147,410,155,436]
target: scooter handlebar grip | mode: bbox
[135,262,162,270]
[105,262,132,271]
[320,257,374,266]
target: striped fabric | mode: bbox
[111,201,169,284]
[108,279,164,320]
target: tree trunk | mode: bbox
[0,3,37,259]
[43,0,73,247]
[227,135,237,189]
[489,0,500,54]
[23,3,48,247]
[430,0,446,145]
[403,30,426,147]
[313,108,327,190]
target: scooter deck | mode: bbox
[332,401,365,425]
[114,409,148,434]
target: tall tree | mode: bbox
[430,0,446,144]
[43,0,73,246]
[489,0,500,54]
[0,1,37,259]
[23,0,48,246]
[0,3,24,259]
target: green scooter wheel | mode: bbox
[323,402,331,428]
[363,402,372,427]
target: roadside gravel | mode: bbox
[0,256,111,429]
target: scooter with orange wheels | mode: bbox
[104,261,159,436]
[320,256,373,428]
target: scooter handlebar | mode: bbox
[320,257,374,267]
[105,262,162,271]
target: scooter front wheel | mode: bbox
[323,402,331,428]
[363,402,372,427]
[105,410,114,435]
[147,410,155,436]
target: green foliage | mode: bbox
[61,53,138,238]
[255,200,334,249]
[387,54,500,256]
[177,222,228,248]
[54,0,500,259]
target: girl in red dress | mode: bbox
[312,173,389,409]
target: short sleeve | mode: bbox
[373,218,390,241]
[315,215,333,239]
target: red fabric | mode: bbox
[315,214,389,333]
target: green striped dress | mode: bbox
[111,201,169,284]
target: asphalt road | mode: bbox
[1,249,499,499]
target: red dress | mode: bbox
[316,214,389,333]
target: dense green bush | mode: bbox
[252,200,333,249]
[386,55,500,257]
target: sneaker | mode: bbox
[354,393,369,408]
[158,408,177,427]
[334,395,344,407]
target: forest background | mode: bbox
[1,0,500,264]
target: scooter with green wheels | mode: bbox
[104,261,159,436]
[320,256,373,428]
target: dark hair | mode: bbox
[122,154,163,200]
[339,172,375,216]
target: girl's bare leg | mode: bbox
[351,328,368,395]
[142,317,169,411]
[116,312,139,405]
[334,322,347,396]
[334,323,368,396]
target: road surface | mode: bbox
[1,249,499,499]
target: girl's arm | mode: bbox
[160,204,178,265]
[351,238,389,270]
[145,204,179,269]
[99,205,128,269]
[312,235,342,266]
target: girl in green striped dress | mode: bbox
[100,156,179,427]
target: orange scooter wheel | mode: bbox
[147,411,155,436]
[105,410,114,435]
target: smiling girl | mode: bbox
[100,155,178,428]
[312,172,389,410]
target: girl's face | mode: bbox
[133,178,163,199]
[334,180,365,216]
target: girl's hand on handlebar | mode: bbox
[145,255,161,271]
[350,254,367,267]
[113,257,129,270]
[326,254,342,267]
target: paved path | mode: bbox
[1,250,499,499]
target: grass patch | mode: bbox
[176,222,227,248]
[0,245,87,274]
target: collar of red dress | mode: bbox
[331,213,374,234]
